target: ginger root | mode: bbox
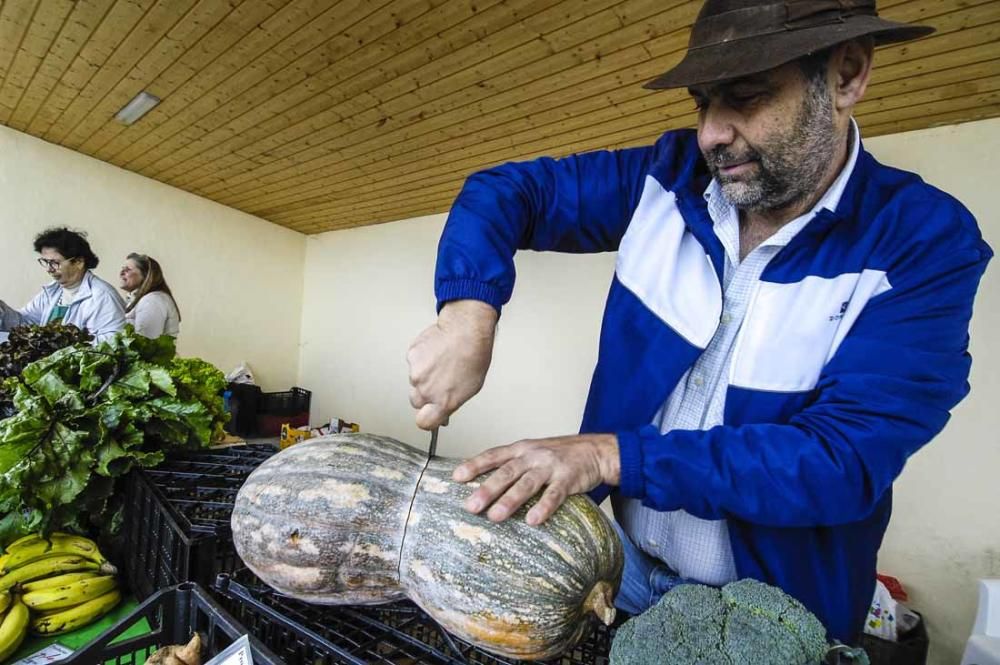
[147,632,202,665]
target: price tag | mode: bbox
[10,643,73,664]
[204,634,254,665]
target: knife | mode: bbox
[428,426,439,459]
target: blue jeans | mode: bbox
[612,522,695,616]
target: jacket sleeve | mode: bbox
[0,291,47,330]
[435,145,659,311]
[617,207,993,528]
[87,290,126,344]
[0,301,26,330]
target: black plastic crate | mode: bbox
[64,582,281,664]
[141,445,278,532]
[256,411,309,437]
[121,445,277,600]
[214,570,615,665]
[259,386,311,416]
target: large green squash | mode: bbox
[231,433,623,660]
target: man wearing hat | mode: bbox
[407,0,992,643]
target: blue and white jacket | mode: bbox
[434,129,992,643]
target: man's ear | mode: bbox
[831,38,874,113]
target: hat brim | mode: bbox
[644,17,934,90]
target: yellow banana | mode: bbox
[30,587,121,636]
[5,532,96,555]
[0,597,29,661]
[0,535,39,568]
[0,591,9,615]
[2,533,44,551]
[0,555,115,592]
[21,570,101,593]
[0,533,107,573]
[23,575,118,612]
[0,533,44,569]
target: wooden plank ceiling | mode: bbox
[0,0,997,234]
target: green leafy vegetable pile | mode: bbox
[0,322,94,418]
[0,326,227,543]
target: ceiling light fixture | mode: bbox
[115,91,160,125]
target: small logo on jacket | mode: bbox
[829,301,850,322]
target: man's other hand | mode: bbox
[453,434,621,525]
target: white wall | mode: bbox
[300,117,1000,664]
[865,119,1000,663]
[0,126,306,391]
[298,216,614,453]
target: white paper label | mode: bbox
[11,644,73,664]
[204,634,254,665]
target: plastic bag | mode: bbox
[225,361,256,385]
[865,580,900,641]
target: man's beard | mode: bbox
[704,80,838,213]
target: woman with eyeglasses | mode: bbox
[118,253,181,339]
[0,227,126,343]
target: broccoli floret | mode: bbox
[610,579,832,665]
[610,585,729,664]
[722,579,828,664]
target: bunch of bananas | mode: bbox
[0,591,28,663]
[0,532,120,662]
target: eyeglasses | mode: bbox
[37,257,75,270]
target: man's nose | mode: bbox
[698,104,737,152]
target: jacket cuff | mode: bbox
[435,279,506,313]
[617,427,648,499]
[587,483,612,505]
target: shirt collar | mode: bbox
[702,118,861,249]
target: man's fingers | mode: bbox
[526,484,569,526]
[409,387,427,410]
[405,332,426,374]
[453,435,609,524]
[453,444,514,483]
[486,471,546,523]
[405,325,436,385]
[461,453,523,513]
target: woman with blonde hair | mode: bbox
[119,253,181,339]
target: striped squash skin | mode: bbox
[400,456,623,660]
[231,433,623,659]
[231,434,425,604]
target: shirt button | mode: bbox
[692,376,704,387]
[721,313,732,324]
[648,539,659,549]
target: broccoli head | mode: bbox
[610,579,832,665]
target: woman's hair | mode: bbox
[124,253,182,321]
[33,227,99,270]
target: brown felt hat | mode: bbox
[645,0,934,89]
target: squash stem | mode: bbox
[584,581,616,626]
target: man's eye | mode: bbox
[730,91,762,105]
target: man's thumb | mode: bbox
[416,403,449,430]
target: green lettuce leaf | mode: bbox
[0,326,229,541]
